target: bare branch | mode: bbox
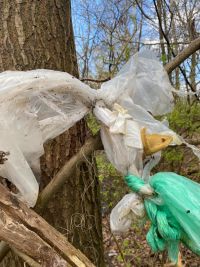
[153,0,196,93]
[165,37,200,74]
[82,37,200,84]
[81,77,111,83]
[135,0,153,22]
[36,134,102,212]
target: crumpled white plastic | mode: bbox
[99,50,174,115]
[93,102,143,175]
[110,193,145,233]
[0,50,199,207]
[0,70,94,206]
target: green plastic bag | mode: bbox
[125,172,200,263]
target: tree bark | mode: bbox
[0,0,104,266]
[0,182,95,267]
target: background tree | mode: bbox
[0,1,104,266]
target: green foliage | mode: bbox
[86,112,100,135]
[161,54,167,65]
[163,148,184,164]
[125,47,130,61]
[168,101,200,134]
[155,100,200,181]
[96,153,126,212]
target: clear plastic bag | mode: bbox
[0,51,199,208]
[93,102,143,175]
[99,50,174,116]
[0,70,94,206]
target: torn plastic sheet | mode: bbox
[0,50,199,208]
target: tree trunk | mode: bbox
[0,0,104,266]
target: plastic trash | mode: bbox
[0,50,199,207]
[124,172,200,263]
[99,50,174,115]
[0,70,94,206]
[110,193,145,233]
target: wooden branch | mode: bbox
[0,241,9,261]
[165,37,200,74]
[0,134,102,264]
[36,134,102,212]
[0,182,95,267]
[81,37,200,84]
[11,248,41,267]
[81,77,110,83]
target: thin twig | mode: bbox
[81,77,110,83]
[153,0,197,95]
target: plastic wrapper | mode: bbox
[99,50,174,115]
[93,102,143,175]
[110,193,145,233]
[0,50,199,208]
[0,70,94,206]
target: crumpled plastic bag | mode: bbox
[93,102,144,175]
[0,50,199,207]
[99,50,174,115]
[0,70,95,206]
[110,193,145,233]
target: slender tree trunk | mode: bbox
[0,1,104,266]
[157,0,166,64]
[170,1,179,90]
[189,19,196,92]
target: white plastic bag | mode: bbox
[110,193,145,233]
[0,50,199,208]
[0,70,94,206]
[99,50,174,115]
[94,102,143,175]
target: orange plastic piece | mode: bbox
[141,128,173,155]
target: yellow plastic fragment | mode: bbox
[141,128,173,155]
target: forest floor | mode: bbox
[102,213,200,267]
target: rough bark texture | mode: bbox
[0,0,104,266]
[0,182,95,267]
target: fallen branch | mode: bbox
[0,182,95,267]
[0,134,102,265]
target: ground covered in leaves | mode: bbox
[102,213,200,267]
